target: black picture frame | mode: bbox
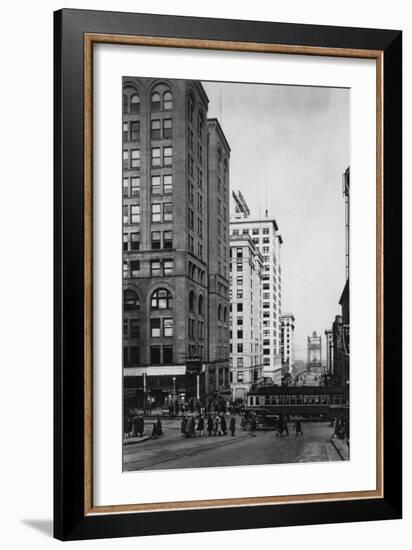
[54,8,402,541]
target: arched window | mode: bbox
[189,290,196,312]
[218,304,222,321]
[151,288,172,309]
[151,92,161,111]
[223,307,228,323]
[124,289,140,311]
[164,91,172,110]
[130,94,140,113]
[198,294,204,315]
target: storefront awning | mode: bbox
[124,366,186,377]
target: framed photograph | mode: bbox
[54,8,402,541]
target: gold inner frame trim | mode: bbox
[83,33,384,516]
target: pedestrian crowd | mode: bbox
[181,413,236,438]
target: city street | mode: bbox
[123,419,342,471]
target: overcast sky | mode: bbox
[203,81,350,360]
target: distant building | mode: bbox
[230,194,283,381]
[293,360,306,378]
[307,331,322,367]
[294,366,323,386]
[280,313,295,374]
[229,234,263,400]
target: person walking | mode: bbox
[155,415,163,437]
[229,414,236,437]
[181,415,187,438]
[196,414,205,437]
[294,418,303,436]
[221,413,227,436]
[207,414,214,437]
[135,414,144,437]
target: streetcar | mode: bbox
[242,385,349,430]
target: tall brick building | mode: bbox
[122,77,230,407]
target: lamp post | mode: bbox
[172,376,176,416]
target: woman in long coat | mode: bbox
[207,415,214,436]
[196,415,205,437]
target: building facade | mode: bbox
[307,331,322,366]
[122,77,230,407]
[280,313,295,374]
[206,119,231,394]
[229,234,263,400]
[230,194,283,381]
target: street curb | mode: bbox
[330,437,349,460]
[124,435,151,446]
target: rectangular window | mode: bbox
[130,319,140,339]
[236,277,243,285]
[237,371,244,382]
[238,358,243,367]
[237,290,243,299]
[123,260,128,278]
[163,346,173,364]
[130,260,140,277]
[163,259,173,276]
[237,317,243,325]
[123,233,128,252]
[252,228,259,235]
[163,146,172,166]
[130,232,140,250]
[130,120,140,141]
[151,318,161,338]
[123,205,128,225]
[151,119,161,139]
[237,344,243,353]
[163,202,173,222]
[163,118,172,139]
[123,177,129,197]
[123,122,128,141]
[123,319,128,338]
[151,346,161,364]
[130,149,140,168]
[237,330,243,339]
[131,176,140,196]
[151,260,161,277]
[237,303,243,312]
[129,346,140,365]
[151,175,161,195]
[163,174,173,194]
[122,150,129,165]
[151,203,161,222]
[151,231,161,249]
[163,230,173,249]
[130,205,140,224]
[163,318,173,337]
[151,147,161,167]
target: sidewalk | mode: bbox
[330,436,350,460]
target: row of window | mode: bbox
[123,203,173,225]
[122,147,173,169]
[123,90,172,114]
[123,230,173,252]
[232,228,270,236]
[123,174,173,198]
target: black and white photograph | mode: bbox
[122,76,350,472]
